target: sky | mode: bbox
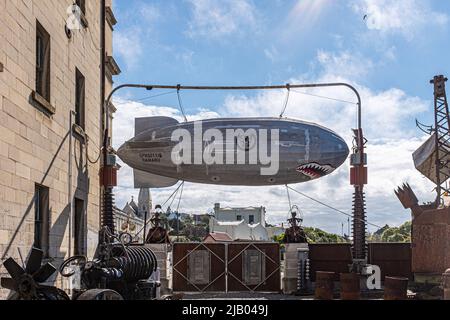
[110,0,450,235]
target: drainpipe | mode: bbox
[68,110,75,259]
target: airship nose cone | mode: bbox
[334,136,350,166]
[117,142,128,163]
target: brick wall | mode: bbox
[0,0,116,298]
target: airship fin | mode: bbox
[135,116,180,136]
[134,169,179,188]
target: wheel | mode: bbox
[59,256,87,278]
[119,232,133,245]
[76,289,124,300]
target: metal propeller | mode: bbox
[1,247,68,300]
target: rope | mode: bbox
[286,185,382,229]
[177,85,188,122]
[279,84,291,118]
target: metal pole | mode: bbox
[68,110,75,258]
[143,206,148,245]
[104,82,362,144]
[100,0,106,152]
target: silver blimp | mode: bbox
[117,117,349,188]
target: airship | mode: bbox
[117,117,349,188]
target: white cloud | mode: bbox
[352,0,448,40]
[112,50,433,234]
[186,0,259,39]
[316,50,374,79]
[114,27,144,70]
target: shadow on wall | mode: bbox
[1,128,92,288]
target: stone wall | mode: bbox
[0,0,116,298]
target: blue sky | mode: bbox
[111,0,450,234]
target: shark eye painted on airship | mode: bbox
[296,163,334,179]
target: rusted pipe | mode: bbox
[384,276,409,300]
[340,273,360,300]
[315,271,335,300]
[443,268,450,300]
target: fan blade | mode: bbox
[1,277,17,291]
[8,292,20,300]
[3,258,25,280]
[33,262,56,283]
[25,248,44,274]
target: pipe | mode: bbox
[68,110,76,259]
[104,82,362,151]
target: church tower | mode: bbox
[138,188,152,218]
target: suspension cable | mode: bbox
[279,84,291,118]
[176,181,185,213]
[114,90,178,107]
[176,85,188,122]
[285,184,293,217]
[290,89,358,105]
[286,186,382,229]
[132,181,185,241]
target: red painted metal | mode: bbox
[100,165,117,187]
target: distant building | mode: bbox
[213,203,266,226]
[114,191,151,242]
[209,219,269,241]
[204,232,233,243]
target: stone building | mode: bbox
[213,203,267,226]
[0,0,119,298]
[113,189,151,242]
[210,203,269,241]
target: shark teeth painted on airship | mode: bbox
[296,163,335,179]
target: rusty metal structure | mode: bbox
[340,273,361,300]
[414,75,450,204]
[395,75,450,278]
[384,276,409,300]
[1,231,159,300]
[430,75,450,203]
[172,242,280,293]
[283,206,308,244]
[1,248,69,300]
[308,243,412,282]
[314,271,335,300]
[350,128,368,267]
[145,207,171,244]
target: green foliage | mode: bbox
[368,221,411,243]
[304,227,347,243]
[273,227,347,244]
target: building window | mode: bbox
[76,0,86,15]
[36,21,51,102]
[34,184,50,257]
[74,198,86,255]
[237,215,242,221]
[249,215,255,224]
[75,68,85,130]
